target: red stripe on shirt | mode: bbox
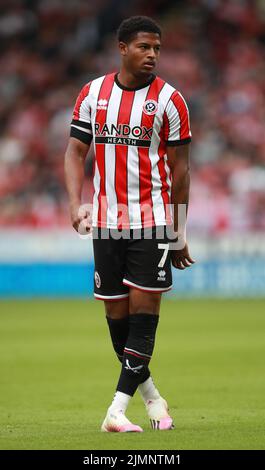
[73,82,91,120]
[95,73,115,227]
[157,128,171,224]
[163,110,170,141]
[115,90,135,229]
[171,91,191,140]
[138,77,165,227]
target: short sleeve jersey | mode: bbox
[70,73,191,229]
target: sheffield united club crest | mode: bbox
[143,100,158,115]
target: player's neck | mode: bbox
[117,68,154,90]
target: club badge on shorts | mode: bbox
[143,100,158,115]
[95,271,101,288]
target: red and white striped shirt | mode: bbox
[70,73,191,229]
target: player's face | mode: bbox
[120,32,161,77]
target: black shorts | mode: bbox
[92,226,173,300]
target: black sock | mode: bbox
[116,314,159,396]
[106,316,129,362]
[106,316,151,383]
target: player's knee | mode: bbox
[129,290,161,315]
[104,299,129,319]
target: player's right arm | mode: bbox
[64,82,93,232]
[64,137,91,232]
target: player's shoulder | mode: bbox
[156,76,189,108]
[82,73,116,97]
[155,76,181,102]
[88,72,115,88]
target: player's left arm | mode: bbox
[166,143,195,270]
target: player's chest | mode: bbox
[91,92,163,139]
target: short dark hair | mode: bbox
[117,16,161,43]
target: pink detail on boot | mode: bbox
[104,423,143,433]
[158,416,174,430]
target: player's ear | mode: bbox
[119,41,128,56]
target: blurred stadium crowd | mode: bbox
[0,0,264,233]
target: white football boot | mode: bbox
[101,408,143,433]
[146,397,174,430]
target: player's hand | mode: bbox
[70,203,92,234]
[171,243,195,270]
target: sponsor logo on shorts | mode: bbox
[95,271,101,288]
[157,270,166,281]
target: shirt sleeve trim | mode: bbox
[70,127,93,144]
[166,137,191,146]
[71,119,92,130]
[71,124,92,134]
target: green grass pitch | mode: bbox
[0,298,265,450]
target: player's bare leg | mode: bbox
[129,288,161,315]
[104,298,129,320]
